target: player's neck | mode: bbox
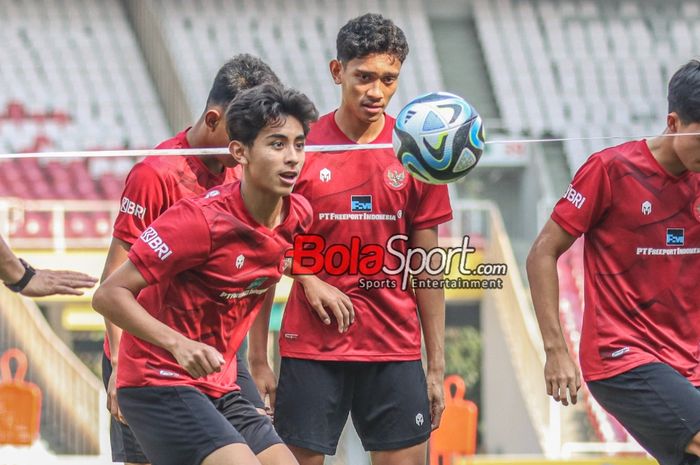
[239,181,284,229]
[187,121,225,175]
[334,107,385,144]
[648,136,687,177]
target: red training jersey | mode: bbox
[105,129,240,358]
[118,182,312,397]
[552,140,700,384]
[280,112,453,361]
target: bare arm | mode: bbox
[526,218,580,405]
[248,285,277,410]
[100,238,132,364]
[0,237,26,284]
[97,238,132,423]
[411,227,446,430]
[0,236,97,297]
[92,260,224,379]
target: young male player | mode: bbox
[93,83,317,465]
[98,54,279,464]
[527,60,700,465]
[249,13,452,465]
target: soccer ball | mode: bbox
[393,92,485,184]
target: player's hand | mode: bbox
[106,363,127,425]
[544,348,581,406]
[299,275,354,333]
[21,269,98,297]
[427,370,445,430]
[170,338,224,379]
[250,361,277,418]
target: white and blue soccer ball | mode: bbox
[393,92,485,184]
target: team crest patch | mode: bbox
[384,165,408,190]
[694,196,700,222]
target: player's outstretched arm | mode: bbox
[526,218,580,406]
[248,285,277,413]
[411,226,446,431]
[0,236,97,297]
[93,260,224,379]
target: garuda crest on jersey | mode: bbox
[385,165,408,190]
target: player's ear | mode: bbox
[330,59,343,85]
[228,140,248,165]
[666,112,681,134]
[205,108,223,131]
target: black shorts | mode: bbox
[117,385,281,465]
[274,358,431,455]
[587,363,700,465]
[101,352,149,463]
[101,349,263,463]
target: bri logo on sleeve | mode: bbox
[562,184,586,209]
[120,196,146,220]
[140,227,173,260]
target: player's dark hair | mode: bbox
[668,59,700,124]
[226,83,319,146]
[206,54,281,109]
[336,13,409,64]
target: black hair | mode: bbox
[668,59,700,124]
[206,54,281,109]
[226,83,319,146]
[336,13,409,64]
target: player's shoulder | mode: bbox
[306,112,336,145]
[285,192,314,233]
[289,192,312,217]
[588,140,646,167]
[133,154,187,179]
[190,181,238,209]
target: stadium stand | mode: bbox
[0,0,170,242]
[473,0,700,171]
[149,0,444,117]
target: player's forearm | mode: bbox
[99,237,133,362]
[416,286,446,375]
[93,285,182,353]
[0,237,25,284]
[104,321,124,364]
[410,227,445,373]
[248,285,275,366]
[526,247,568,353]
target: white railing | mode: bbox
[0,198,117,251]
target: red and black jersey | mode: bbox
[552,140,700,384]
[118,182,312,397]
[280,112,453,361]
[105,129,240,358]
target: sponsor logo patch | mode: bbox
[140,227,173,260]
[563,184,586,209]
[666,228,685,246]
[351,195,372,212]
[120,196,146,220]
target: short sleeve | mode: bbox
[113,163,168,245]
[551,155,612,237]
[128,200,211,285]
[411,183,453,231]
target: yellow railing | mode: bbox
[0,286,102,454]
